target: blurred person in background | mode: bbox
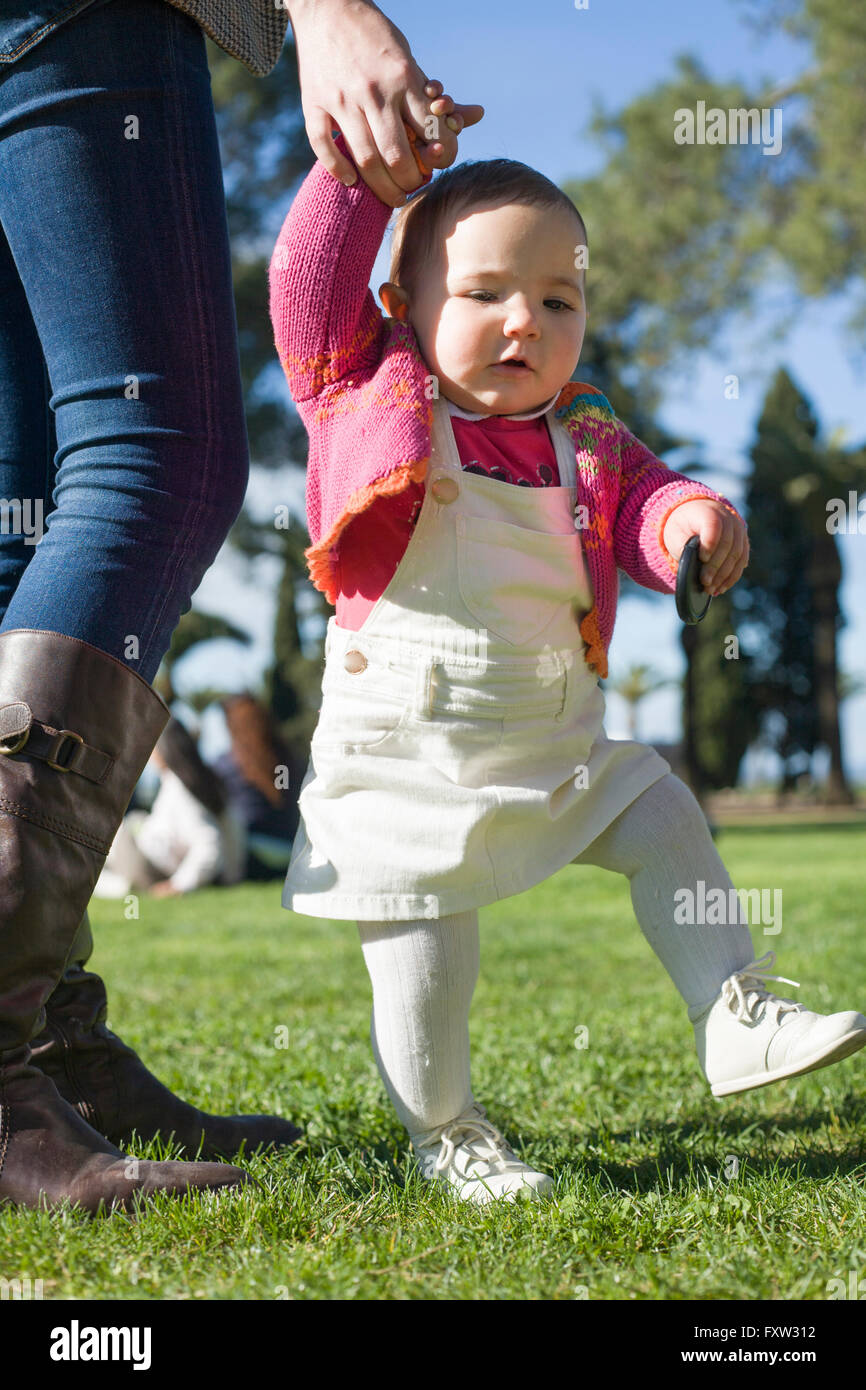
[95,716,245,898]
[214,694,300,881]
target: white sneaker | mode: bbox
[691,952,866,1097]
[411,1103,554,1206]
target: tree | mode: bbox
[155,609,251,707]
[680,594,758,798]
[199,40,326,759]
[562,55,783,398]
[228,506,329,755]
[739,368,866,803]
[610,663,675,740]
[208,42,316,471]
[734,0,866,335]
[561,2,866,388]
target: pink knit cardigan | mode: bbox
[268,134,741,679]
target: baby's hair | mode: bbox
[388,158,587,304]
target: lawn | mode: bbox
[3,821,866,1302]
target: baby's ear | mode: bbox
[379,282,410,322]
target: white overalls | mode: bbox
[283,392,671,921]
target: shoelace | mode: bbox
[416,1107,521,1176]
[721,951,804,1025]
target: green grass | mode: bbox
[3,821,866,1301]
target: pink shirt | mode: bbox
[336,398,561,630]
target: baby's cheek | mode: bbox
[437,307,484,366]
[411,325,447,383]
[434,336,478,385]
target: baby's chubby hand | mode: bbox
[662,499,749,597]
[401,81,467,183]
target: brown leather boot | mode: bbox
[31,911,303,1159]
[0,629,250,1212]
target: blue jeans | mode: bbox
[0,0,249,683]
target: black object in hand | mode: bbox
[676,534,712,624]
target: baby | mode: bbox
[269,106,866,1204]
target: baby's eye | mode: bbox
[466,292,575,311]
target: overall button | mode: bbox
[431,475,459,504]
[344,649,367,673]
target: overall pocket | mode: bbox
[456,512,586,647]
[312,665,411,754]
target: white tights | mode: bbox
[357,772,756,1137]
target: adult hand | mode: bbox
[286,0,484,206]
[150,879,182,898]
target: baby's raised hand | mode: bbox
[401,81,468,183]
[662,499,749,597]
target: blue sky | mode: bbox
[187,0,866,782]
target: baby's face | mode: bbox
[407,201,586,415]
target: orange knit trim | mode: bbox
[305,456,430,602]
[278,311,384,391]
[554,380,595,412]
[579,605,608,680]
[656,497,742,576]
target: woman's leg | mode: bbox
[0,0,298,1204]
[0,225,52,621]
[0,0,249,677]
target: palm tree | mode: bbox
[610,663,675,740]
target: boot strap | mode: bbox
[0,702,113,784]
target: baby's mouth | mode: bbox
[491,359,532,373]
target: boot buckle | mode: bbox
[46,729,85,773]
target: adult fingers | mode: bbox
[304,104,361,187]
[335,106,416,205]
